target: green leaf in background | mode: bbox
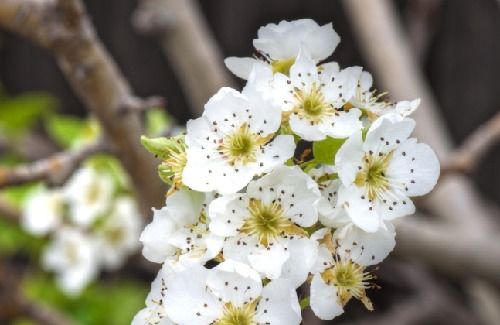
[145,108,170,136]
[87,154,130,192]
[312,137,346,165]
[45,115,99,149]
[23,274,149,325]
[0,92,57,138]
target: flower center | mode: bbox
[162,137,187,195]
[240,199,307,246]
[321,258,374,310]
[215,301,258,325]
[354,152,392,201]
[85,182,101,204]
[271,57,295,75]
[220,123,270,166]
[292,84,335,124]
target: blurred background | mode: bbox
[0,0,499,324]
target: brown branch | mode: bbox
[0,0,165,214]
[0,198,21,223]
[0,140,107,189]
[442,110,500,175]
[133,0,236,116]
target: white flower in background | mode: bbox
[225,19,340,79]
[22,188,64,236]
[310,167,396,265]
[272,50,363,141]
[164,260,302,325]
[95,197,142,270]
[335,116,440,232]
[140,189,223,264]
[209,166,320,287]
[43,227,98,296]
[63,167,115,227]
[182,87,295,194]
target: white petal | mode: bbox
[255,279,302,325]
[387,138,440,197]
[289,48,319,91]
[224,57,259,80]
[208,260,262,306]
[255,135,296,174]
[335,131,364,186]
[334,222,396,266]
[320,108,362,138]
[208,194,247,236]
[164,265,221,324]
[248,242,290,280]
[164,189,205,227]
[338,185,381,232]
[303,22,340,61]
[140,211,177,263]
[310,274,344,320]
[280,237,318,288]
[363,117,416,155]
[289,114,327,141]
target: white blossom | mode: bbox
[42,227,99,296]
[95,197,142,270]
[22,188,64,236]
[63,167,115,227]
[272,49,363,141]
[335,116,440,232]
[225,19,340,80]
[182,87,295,194]
[140,188,223,264]
[164,260,301,325]
[209,166,320,287]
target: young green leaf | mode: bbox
[312,137,346,165]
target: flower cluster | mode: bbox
[135,19,440,324]
[22,165,142,296]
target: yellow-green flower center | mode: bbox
[215,301,258,325]
[292,84,335,124]
[85,182,102,204]
[163,139,188,195]
[240,199,307,246]
[354,152,392,201]
[321,258,374,310]
[220,124,271,166]
[271,57,295,75]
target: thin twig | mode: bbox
[442,111,500,175]
[133,0,235,116]
[0,140,107,189]
[0,0,166,215]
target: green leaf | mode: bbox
[312,137,346,165]
[0,92,57,138]
[145,108,170,136]
[45,115,95,149]
[140,135,183,160]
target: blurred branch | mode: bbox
[0,198,20,223]
[442,110,500,175]
[0,0,165,215]
[0,262,75,325]
[133,0,235,116]
[0,140,107,189]
[405,0,442,61]
[342,0,498,232]
[395,216,500,286]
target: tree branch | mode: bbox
[0,198,20,223]
[442,110,500,175]
[133,0,236,116]
[0,0,165,215]
[0,140,107,189]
